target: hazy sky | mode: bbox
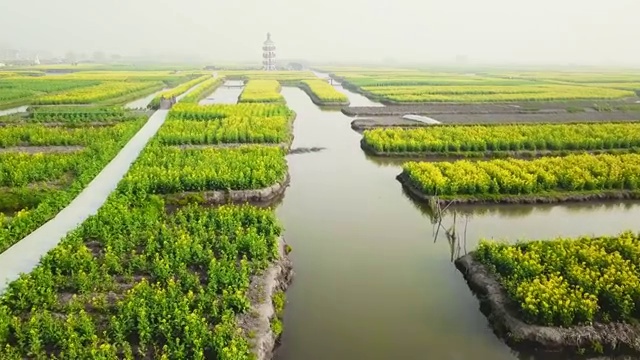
[1,0,638,65]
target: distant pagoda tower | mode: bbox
[262,32,276,71]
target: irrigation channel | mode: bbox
[199,80,244,105]
[274,86,640,360]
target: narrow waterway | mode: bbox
[275,86,640,360]
[124,88,168,109]
[199,80,244,105]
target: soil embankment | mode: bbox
[454,254,640,357]
[360,138,640,159]
[0,145,85,154]
[350,112,640,131]
[238,238,294,360]
[165,174,290,207]
[396,172,640,206]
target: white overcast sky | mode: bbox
[0,0,637,65]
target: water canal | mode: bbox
[273,86,640,360]
[199,80,244,105]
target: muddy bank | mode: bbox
[433,112,640,125]
[361,138,640,159]
[454,254,640,357]
[297,83,349,107]
[396,172,640,206]
[171,144,323,155]
[342,103,640,117]
[350,113,640,130]
[165,174,290,207]
[172,143,290,151]
[351,118,432,131]
[344,104,532,117]
[0,145,85,154]
[238,237,294,360]
[288,146,326,155]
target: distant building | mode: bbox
[0,63,5,67]
[262,32,276,71]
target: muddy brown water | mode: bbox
[274,86,640,360]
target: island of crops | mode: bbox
[361,122,640,158]
[455,231,640,357]
[397,153,640,205]
[298,79,349,106]
[238,80,285,104]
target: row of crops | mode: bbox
[0,120,146,148]
[34,81,164,105]
[363,122,640,155]
[359,84,634,103]
[239,80,284,103]
[0,73,295,357]
[0,71,208,109]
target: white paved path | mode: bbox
[0,110,169,294]
[0,106,28,117]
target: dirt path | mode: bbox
[0,146,84,154]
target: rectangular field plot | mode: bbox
[118,145,288,196]
[0,78,99,109]
[362,122,640,157]
[158,103,295,145]
[399,153,640,204]
[34,81,164,105]
[238,80,284,104]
